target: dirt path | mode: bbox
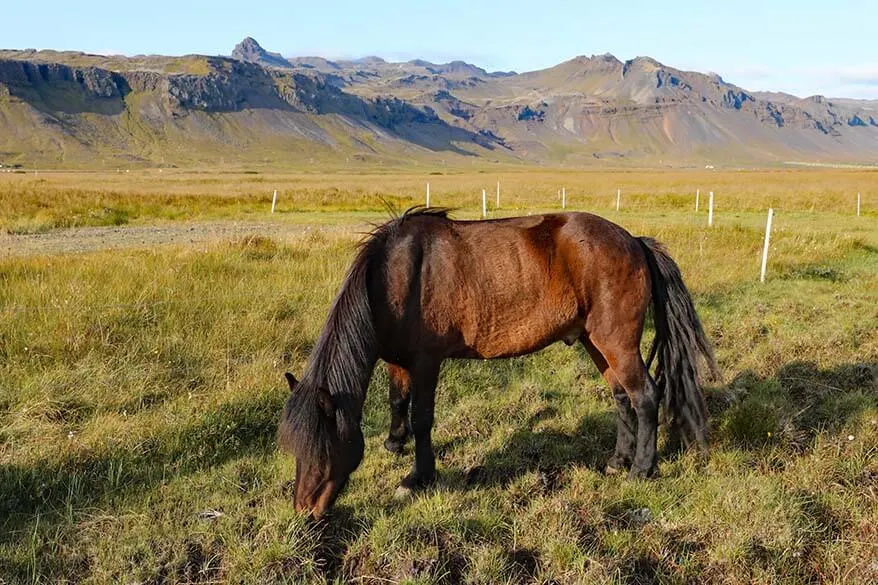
[1,219,372,258]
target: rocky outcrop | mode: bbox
[424,60,488,78]
[231,37,291,69]
[432,90,477,121]
[0,59,125,99]
[167,60,285,111]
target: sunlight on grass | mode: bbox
[1,170,876,584]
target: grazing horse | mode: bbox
[278,208,718,517]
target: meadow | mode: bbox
[1,168,876,584]
[1,168,873,233]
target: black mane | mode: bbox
[277,207,448,465]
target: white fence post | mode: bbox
[426,182,430,208]
[708,191,714,226]
[271,190,278,213]
[696,189,700,212]
[562,187,567,209]
[760,208,774,283]
[616,188,621,212]
[857,192,861,217]
[482,189,487,218]
[496,181,500,209]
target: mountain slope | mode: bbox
[0,51,505,167]
[426,54,878,163]
[1,38,876,167]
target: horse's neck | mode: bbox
[304,251,379,419]
[307,313,378,416]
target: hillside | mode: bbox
[1,38,876,167]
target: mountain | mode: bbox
[0,48,501,168]
[231,37,292,70]
[0,38,876,168]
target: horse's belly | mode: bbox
[457,304,583,359]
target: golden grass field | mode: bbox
[1,167,873,233]
[1,167,876,584]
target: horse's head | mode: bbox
[279,372,364,518]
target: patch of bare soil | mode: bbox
[1,220,365,258]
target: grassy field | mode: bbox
[1,168,874,234]
[1,169,876,584]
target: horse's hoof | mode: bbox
[628,466,660,480]
[604,455,630,476]
[393,485,414,501]
[384,437,405,454]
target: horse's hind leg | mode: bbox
[586,336,659,479]
[612,354,659,479]
[384,363,412,454]
[581,337,636,474]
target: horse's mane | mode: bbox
[278,207,449,465]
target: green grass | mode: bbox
[1,175,877,584]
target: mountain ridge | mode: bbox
[0,37,876,167]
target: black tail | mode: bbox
[638,237,720,452]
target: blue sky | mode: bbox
[4,0,877,99]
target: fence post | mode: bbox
[760,208,774,283]
[426,182,430,208]
[562,187,566,209]
[857,192,861,217]
[616,188,621,212]
[708,191,714,226]
[696,189,700,212]
[271,190,278,213]
[482,189,487,218]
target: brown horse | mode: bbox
[278,208,718,517]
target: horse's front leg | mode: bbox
[384,363,412,454]
[395,360,440,498]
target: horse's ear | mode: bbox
[284,372,298,391]
[316,388,336,419]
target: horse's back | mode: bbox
[374,212,650,361]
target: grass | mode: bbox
[0,50,215,75]
[1,168,875,234]
[1,170,877,584]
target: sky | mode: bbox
[3,0,877,99]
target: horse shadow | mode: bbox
[432,359,877,494]
[434,404,617,494]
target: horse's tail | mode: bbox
[637,237,719,452]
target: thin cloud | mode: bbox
[835,66,878,86]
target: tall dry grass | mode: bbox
[1,168,873,233]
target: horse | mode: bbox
[278,208,718,518]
